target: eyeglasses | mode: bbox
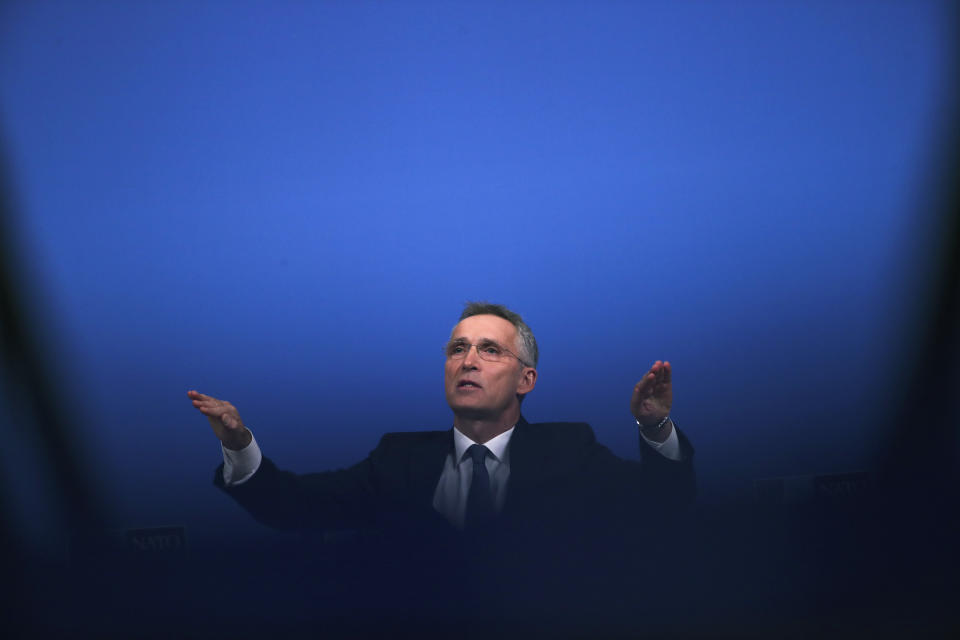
[444,339,531,367]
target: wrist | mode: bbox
[637,415,672,443]
[636,415,669,430]
[223,428,253,451]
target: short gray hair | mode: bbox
[458,301,538,368]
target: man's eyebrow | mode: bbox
[447,337,501,345]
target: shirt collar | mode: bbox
[453,424,515,464]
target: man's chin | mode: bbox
[447,401,496,421]
[451,406,491,419]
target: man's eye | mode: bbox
[482,343,502,355]
[450,344,466,354]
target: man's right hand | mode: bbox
[188,390,253,451]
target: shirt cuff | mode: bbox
[221,432,262,486]
[639,419,682,461]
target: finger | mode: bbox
[194,397,228,409]
[657,363,667,386]
[643,364,657,390]
[639,361,659,383]
[651,365,666,391]
[633,372,655,398]
[187,390,212,400]
[198,405,233,421]
[662,361,671,384]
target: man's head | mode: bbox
[444,302,538,423]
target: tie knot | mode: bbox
[466,444,490,465]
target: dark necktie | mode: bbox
[464,444,495,529]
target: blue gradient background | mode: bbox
[0,1,953,547]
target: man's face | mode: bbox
[444,314,535,421]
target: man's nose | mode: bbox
[461,344,482,368]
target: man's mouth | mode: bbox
[457,380,482,389]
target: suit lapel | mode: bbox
[502,416,541,517]
[407,429,455,511]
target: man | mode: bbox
[190,302,693,531]
[188,303,694,637]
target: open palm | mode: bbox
[631,360,672,427]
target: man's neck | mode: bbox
[453,406,520,444]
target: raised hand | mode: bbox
[188,390,252,451]
[631,360,673,435]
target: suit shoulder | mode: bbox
[520,421,596,444]
[375,429,450,449]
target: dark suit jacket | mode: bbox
[215,416,695,542]
[212,417,696,625]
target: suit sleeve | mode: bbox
[635,423,696,506]
[213,439,389,532]
[577,422,696,512]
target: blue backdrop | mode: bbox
[0,1,953,549]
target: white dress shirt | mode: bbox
[432,426,515,529]
[221,419,683,530]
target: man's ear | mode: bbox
[516,367,537,397]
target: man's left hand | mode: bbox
[631,360,673,443]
